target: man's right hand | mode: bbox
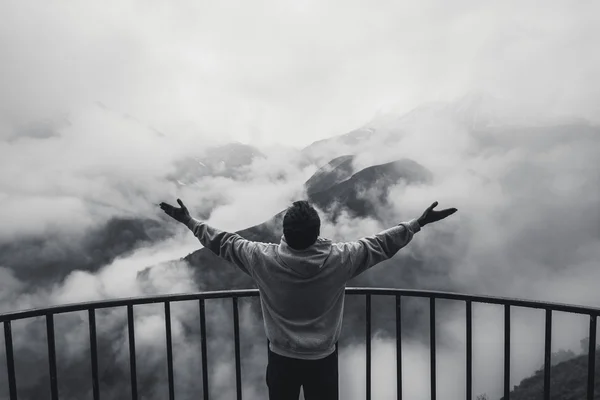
[417,201,457,227]
[159,198,191,224]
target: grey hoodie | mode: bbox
[186,217,421,360]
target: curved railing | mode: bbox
[1,288,599,400]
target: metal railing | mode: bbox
[1,288,599,400]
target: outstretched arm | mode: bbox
[344,219,421,279]
[345,201,457,279]
[159,199,257,276]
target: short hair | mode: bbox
[283,201,320,250]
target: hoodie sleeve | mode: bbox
[343,219,421,280]
[186,217,257,277]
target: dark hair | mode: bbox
[283,201,320,250]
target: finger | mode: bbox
[439,208,458,218]
[177,198,187,210]
[428,201,439,212]
[441,207,457,213]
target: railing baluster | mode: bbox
[588,315,597,400]
[543,309,552,400]
[127,305,138,400]
[430,298,436,400]
[46,314,59,400]
[3,289,600,400]
[466,301,472,400]
[396,295,402,400]
[199,299,209,400]
[232,297,242,400]
[88,309,100,400]
[4,321,17,400]
[164,302,175,400]
[366,294,372,400]
[504,305,511,400]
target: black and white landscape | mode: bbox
[1,2,600,399]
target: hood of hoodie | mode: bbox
[277,235,333,278]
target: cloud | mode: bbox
[2,103,599,398]
[0,107,315,398]
[1,1,599,147]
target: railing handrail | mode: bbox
[2,287,599,400]
[2,287,599,322]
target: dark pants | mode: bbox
[266,346,339,400]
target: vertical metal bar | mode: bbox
[466,301,472,400]
[88,309,100,400]
[232,297,242,400]
[4,321,17,400]
[127,305,138,400]
[199,299,209,400]
[366,294,372,400]
[588,315,597,400]
[543,309,552,400]
[396,295,402,400]
[164,302,175,400]
[430,298,436,400]
[46,314,59,400]
[504,305,511,400]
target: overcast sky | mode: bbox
[1,0,599,147]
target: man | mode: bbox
[159,198,457,400]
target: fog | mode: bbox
[1,1,599,147]
[1,1,600,399]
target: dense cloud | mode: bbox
[3,99,599,399]
[1,1,599,147]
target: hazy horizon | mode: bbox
[2,1,600,148]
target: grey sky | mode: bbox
[1,1,599,147]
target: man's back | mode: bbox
[185,217,421,359]
[251,236,346,360]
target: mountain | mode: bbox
[305,155,356,196]
[0,217,169,285]
[301,128,375,165]
[166,142,265,185]
[141,157,432,293]
[505,349,600,400]
[301,92,595,167]
[309,158,433,220]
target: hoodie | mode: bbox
[186,217,421,360]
